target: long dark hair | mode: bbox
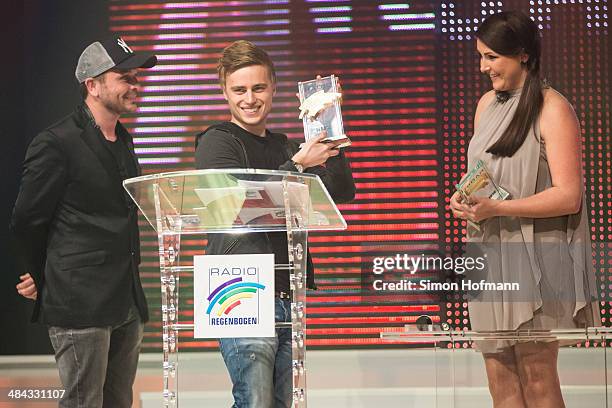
[476,11,543,157]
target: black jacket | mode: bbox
[10,105,148,327]
[195,122,355,290]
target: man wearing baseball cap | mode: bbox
[11,36,156,408]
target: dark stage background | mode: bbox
[2,0,609,354]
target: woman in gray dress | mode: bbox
[450,11,599,408]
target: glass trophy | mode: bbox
[298,75,351,148]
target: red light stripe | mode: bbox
[110,4,164,11]
[350,160,437,168]
[309,257,362,263]
[349,138,436,145]
[340,202,438,210]
[355,181,437,188]
[349,87,434,95]
[306,338,438,346]
[110,13,164,21]
[347,222,439,231]
[354,191,438,199]
[347,118,435,126]
[308,234,439,243]
[142,340,220,348]
[352,170,437,178]
[306,316,433,325]
[349,128,438,138]
[313,243,443,252]
[306,326,440,335]
[343,98,436,106]
[349,150,437,158]
[343,212,439,220]
[110,24,170,31]
[172,341,220,348]
[330,66,434,74]
[348,107,436,115]
[307,295,438,303]
[309,246,365,253]
[308,305,439,314]
[323,46,433,55]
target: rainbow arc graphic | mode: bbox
[206,277,266,316]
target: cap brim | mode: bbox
[115,53,157,70]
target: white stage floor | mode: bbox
[1,348,610,407]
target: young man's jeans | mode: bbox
[47,305,144,408]
[219,297,293,408]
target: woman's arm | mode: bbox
[474,90,496,130]
[449,91,494,219]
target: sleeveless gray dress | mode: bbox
[466,88,600,353]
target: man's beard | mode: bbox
[100,90,137,115]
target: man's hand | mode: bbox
[16,273,37,300]
[291,132,341,169]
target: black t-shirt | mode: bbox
[106,135,138,206]
[106,136,137,181]
[214,122,290,168]
[105,135,140,312]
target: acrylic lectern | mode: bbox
[124,169,347,407]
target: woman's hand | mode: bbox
[450,193,502,223]
[450,191,468,219]
[461,196,502,223]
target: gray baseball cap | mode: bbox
[75,36,157,83]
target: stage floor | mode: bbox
[1,348,610,407]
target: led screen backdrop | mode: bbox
[107,0,610,351]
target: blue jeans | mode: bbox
[219,298,293,408]
[47,305,144,408]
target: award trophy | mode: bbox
[298,75,351,148]
[455,159,510,230]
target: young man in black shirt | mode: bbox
[195,40,354,407]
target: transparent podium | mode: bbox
[124,169,347,407]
